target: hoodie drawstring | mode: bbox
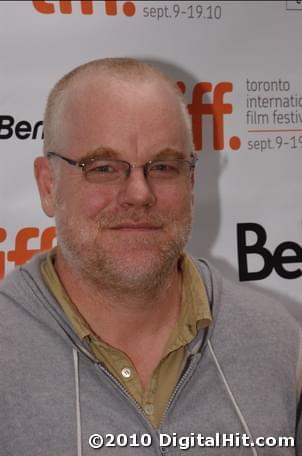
[73,348,83,456]
[208,340,258,456]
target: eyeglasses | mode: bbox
[46,151,198,184]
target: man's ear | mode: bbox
[34,156,56,217]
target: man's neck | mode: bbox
[54,249,183,385]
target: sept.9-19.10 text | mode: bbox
[142,3,222,21]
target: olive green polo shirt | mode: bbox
[41,249,211,428]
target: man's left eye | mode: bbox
[152,164,170,171]
[149,162,178,173]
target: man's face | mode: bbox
[42,76,194,290]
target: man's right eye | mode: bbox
[88,162,118,174]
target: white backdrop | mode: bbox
[1,1,301,320]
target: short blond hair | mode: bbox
[43,57,192,154]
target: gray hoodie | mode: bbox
[0,253,301,455]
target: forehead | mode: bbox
[59,74,190,161]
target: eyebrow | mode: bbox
[79,147,120,162]
[80,147,187,162]
[152,148,187,160]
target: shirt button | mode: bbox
[121,367,132,378]
[144,404,154,415]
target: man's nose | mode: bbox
[116,168,157,208]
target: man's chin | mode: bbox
[97,259,173,292]
[100,247,170,272]
[89,245,181,292]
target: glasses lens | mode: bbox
[84,160,129,183]
[147,160,191,179]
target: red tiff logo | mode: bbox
[0,227,56,279]
[32,0,136,16]
[178,81,241,151]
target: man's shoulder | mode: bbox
[0,251,75,351]
[192,257,301,338]
[0,252,45,293]
[0,252,50,321]
[192,258,302,393]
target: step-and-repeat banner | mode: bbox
[1,1,301,320]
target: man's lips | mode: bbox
[107,223,162,230]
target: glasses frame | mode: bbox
[46,151,198,183]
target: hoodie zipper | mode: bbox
[95,362,163,455]
[96,355,202,455]
[159,353,201,429]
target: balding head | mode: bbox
[43,58,192,155]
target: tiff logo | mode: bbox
[32,0,136,16]
[0,227,56,279]
[178,81,241,151]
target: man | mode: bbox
[0,58,301,455]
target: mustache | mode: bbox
[96,210,175,229]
